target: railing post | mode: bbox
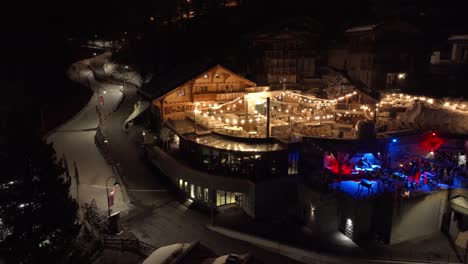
[464,240,468,264]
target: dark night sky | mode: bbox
[15,0,468,37]
[4,0,468,132]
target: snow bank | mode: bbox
[380,93,468,135]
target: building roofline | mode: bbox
[448,35,468,41]
[153,64,256,102]
[345,24,378,33]
[172,241,200,263]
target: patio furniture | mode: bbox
[358,179,373,194]
[248,131,258,138]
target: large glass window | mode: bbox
[216,191,226,206]
[288,151,299,175]
[226,192,236,204]
[190,184,195,198]
[204,188,209,202]
[216,191,238,206]
[196,186,202,200]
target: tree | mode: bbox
[0,133,80,263]
[1,35,81,261]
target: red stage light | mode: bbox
[422,133,443,152]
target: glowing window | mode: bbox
[344,218,353,239]
[190,184,195,198]
[197,186,202,200]
[310,205,315,222]
[204,188,209,202]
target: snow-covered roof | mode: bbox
[379,93,468,135]
[451,196,468,215]
[142,243,187,264]
[345,24,377,33]
[448,35,468,41]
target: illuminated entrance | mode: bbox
[216,190,242,206]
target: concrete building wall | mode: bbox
[253,176,298,219]
[148,145,252,195]
[148,145,298,220]
[298,185,340,233]
[241,184,256,218]
[390,190,448,245]
[339,196,375,243]
[327,48,348,71]
[346,53,361,82]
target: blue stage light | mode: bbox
[392,139,397,143]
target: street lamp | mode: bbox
[103,139,111,161]
[105,175,119,218]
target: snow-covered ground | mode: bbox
[380,93,468,135]
[48,53,130,215]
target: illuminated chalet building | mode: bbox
[139,63,468,245]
